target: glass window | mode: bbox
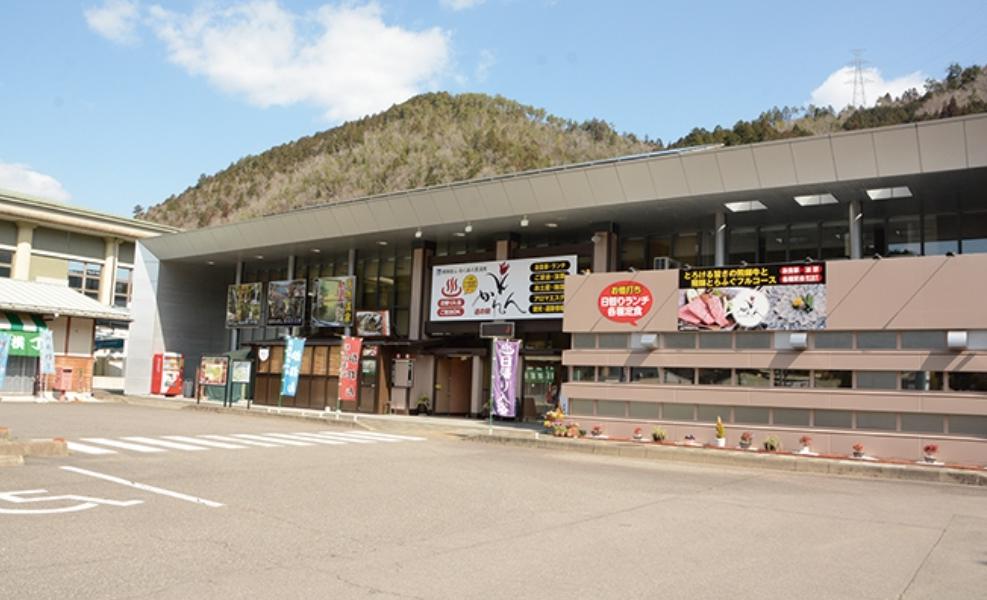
[664,367,695,385]
[597,334,628,349]
[761,225,788,263]
[572,333,595,349]
[858,332,897,349]
[569,399,593,415]
[663,333,696,349]
[923,212,959,255]
[619,237,647,271]
[948,372,987,392]
[962,209,987,254]
[672,232,699,265]
[814,410,852,429]
[728,227,757,264]
[813,370,852,388]
[67,260,102,299]
[571,366,595,382]
[698,334,732,349]
[697,405,731,422]
[788,223,820,261]
[900,413,945,433]
[901,371,944,391]
[599,366,625,383]
[856,412,897,431]
[663,403,695,421]
[629,402,659,419]
[597,400,626,418]
[814,332,853,349]
[949,415,987,438]
[820,220,849,260]
[735,333,771,349]
[114,266,132,307]
[862,218,887,256]
[773,408,810,426]
[0,249,12,278]
[630,367,660,384]
[736,369,770,387]
[857,371,897,390]
[773,369,810,388]
[648,236,672,264]
[698,368,732,386]
[734,406,769,424]
[887,215,921,256]
[361,257,379,309]
[901,331,946,350]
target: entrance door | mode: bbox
[435,357,472,415]
[358,358,377,413]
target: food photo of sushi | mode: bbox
[677,284,825,331]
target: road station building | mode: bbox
[126,113,987,462]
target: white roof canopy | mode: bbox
[0,278,131,321]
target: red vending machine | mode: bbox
[151,352,185,396]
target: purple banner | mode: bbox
[491,338,520,417]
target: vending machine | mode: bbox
[151,352,184,396]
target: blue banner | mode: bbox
[39,329,56,375]
[280,336,306,397]
[0,333,11,390]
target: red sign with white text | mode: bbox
[337,336,363,402]
[598,281,653,326]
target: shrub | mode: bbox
[763,436,781,451]
[715,417,726,439]
[740,431,753,443]
[651,427,667,442]
[852,442,865,453]
[799,435,812,446]
[923,443,939,455]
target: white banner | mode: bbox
[429,255,577,322]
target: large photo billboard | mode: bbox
[312,276,355,328]
[677,263,826,331]
[429,255,576,322]
[226,283,263,328]
[266,279,307,326]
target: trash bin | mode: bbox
[182,380,195,398]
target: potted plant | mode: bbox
[651,426,667,443]
[923,443,939,464]
[632,427,644,442]
[763,436,781,452]
[415,395,430,416]
[683,434,700,446]
[852,442,865,459]
[797,434,817,455]
[714,417,726,447]
[590,424,605,438]
[543,407,565,433]
[738,431,753,450]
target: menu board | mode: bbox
[429,255,576,322]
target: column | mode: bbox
[408,240,435,342]
[98,237,118,305]
[230,261,243,352]
[344,248,356,337]
[11,222,35,280]
[849,200,863,259]
[495,233,519,261]
[714,211,727,266]
[591,228,618,273]
[286,255,297,338]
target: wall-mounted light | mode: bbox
[464,223,473,234]
[414,228,423,239]
[716,223,727,232]
[520,215,529,228]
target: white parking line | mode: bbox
[60,466,224,508]
[271,432,345,445]
[66,441,118,455]
[81,438,166,453]
[232,433,313,447]
[122,437,209,451]
[200,434,280,448]
[328,431,399,443]
[163,436,247,449]
[313,432,376,444]
[355,431,428,442]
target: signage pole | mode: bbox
[488,337,495,434]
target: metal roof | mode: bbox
[0,189,181,238]
[142,113,987,264]
[0,278,131,321]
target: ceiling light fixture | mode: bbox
[377,240,388,246]
[207,260,215,266]
[546,222,558,228]
[255,255,264,260]
[520,215,529,227]
[866,186,912,200]
[724,200,767,213]
[453,232,466,237]
[311,248,321,254]
[464,223,473,234]
[414,228,423,239]
[794,193,838,206]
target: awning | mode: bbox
[0,278,130,321]
[0,312,48,358]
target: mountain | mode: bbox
[141,64,987,229]
[140,93,657,228]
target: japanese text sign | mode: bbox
[337,336,363,402]
[280,336,306,397]
[598,280,653,326]
[491,338,520,417]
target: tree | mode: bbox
[132,205,144,218]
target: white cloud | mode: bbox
[441,0,485,10]
[145,1,450,121]
[809,66,926,110]
[0,162,72,202]
[474,49,495,82]
[84,0,141,45]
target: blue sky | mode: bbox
[1,0,984,218]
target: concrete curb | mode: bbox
[0,438,69,466]
[0,454,24,467]
[461,431,987,488]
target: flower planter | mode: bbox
[714,438,726,448]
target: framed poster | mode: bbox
[429,255,576,322]
[226,283,263,328]
[266,279,307,326]
[231,360,252,384]
[312,276,355,328]
[199,356,229,386]
[356,310,390,337]
[678,263,827,331]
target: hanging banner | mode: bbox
[280,336,306,397]
[266,279,307,326]
[39,329,56,375]
[678,263,827,331]
[337,336,363,402]
[0,333,11,390]
[312,276,356,328]
[491,338,520,417]
[430,255,576,322]
[356,310,390,337]
[226,283,263,328]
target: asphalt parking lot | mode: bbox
[2,402,985,599]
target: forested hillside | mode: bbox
[141,64,986,229]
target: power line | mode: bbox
[846,49,872,108]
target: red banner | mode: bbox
[337,336,363,402]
